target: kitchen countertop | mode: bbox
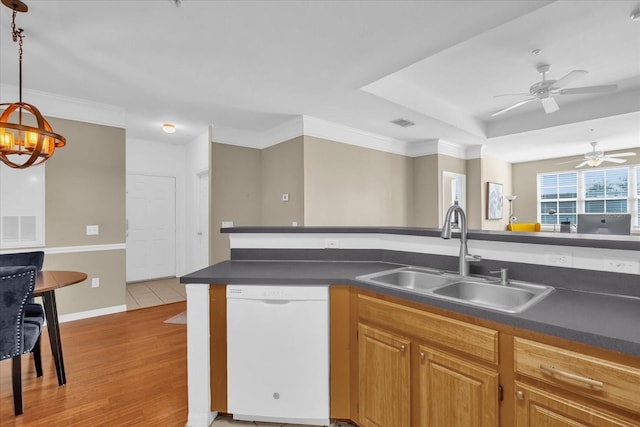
[181,260,640,358]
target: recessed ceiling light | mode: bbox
[162,123,176,134]
[631,10,640,21]
[391,118,415,128]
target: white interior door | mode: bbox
[126,174,176,282]
[195,171,209,269]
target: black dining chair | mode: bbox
[0,252,45,377]
[0,265,42,415]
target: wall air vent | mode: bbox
[391,118,415,128]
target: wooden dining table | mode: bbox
[34,270,87,386]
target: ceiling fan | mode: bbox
[491,64,618,117]
[557,141,637,168]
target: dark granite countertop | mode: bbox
[181,260,640,358]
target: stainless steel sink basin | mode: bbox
[357,267,451,291]
[357,266,554,314]
[432,280,552,313]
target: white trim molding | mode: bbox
[58,304,127,323]
[0,243,126,255]
[0,84,125,128]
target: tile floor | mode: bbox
[211,415,353,426]
[126,277,186,310]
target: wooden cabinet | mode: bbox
[357,294,499,427]
[419,345,498,427]
[514,337,640,426]
[514,383,638,427]
[358,323,411,427]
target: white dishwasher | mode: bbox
[226,285,330,426]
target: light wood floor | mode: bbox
[0,302,188,426]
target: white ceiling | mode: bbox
[1,0,639,163]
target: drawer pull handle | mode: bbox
[516,390,524,400]
[419,352,425,360]
[540,364,604,388]
[399,344,406,352]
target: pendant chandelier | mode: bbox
[0,0,65,169]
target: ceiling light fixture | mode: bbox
[162,123,176,134]
[631,10,640,21]
[0,0,65,169]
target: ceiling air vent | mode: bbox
[391,118,415,128]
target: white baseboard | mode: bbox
[58,304,127,323]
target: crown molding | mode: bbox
[302,116,409,156]
[0,84,126,128]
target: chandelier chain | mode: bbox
[10,8,24,102]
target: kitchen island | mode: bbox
[181,227,640,427]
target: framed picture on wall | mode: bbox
[487,182,503,220]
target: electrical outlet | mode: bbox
[325,239,339,248]
[545,252,572,267]
[221,221,234,228]
[603,258,639,274]
[86,225,99,235]
[91,277,100,288]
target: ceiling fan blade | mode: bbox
[556,159,582,165]
[540,96,559,114]
[558,84,618,95]
[490,98,536,117]
[575,161,590,168]
[493,93,532,98]
[602,157,627,164]
[602,152,636,158]
[553,70,588,89]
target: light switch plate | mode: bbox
[86,225,99,235]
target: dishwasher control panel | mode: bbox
[227,284,328,301]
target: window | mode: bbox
[583,168,628,213]
[539,172,577,225]
[538,166,638,230]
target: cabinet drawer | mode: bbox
[358,294,498,364]
[515,337,640,413]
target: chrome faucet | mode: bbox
[441,203,481,276]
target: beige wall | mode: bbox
[513,147,640,224]
[466,158,482,230]
[481,155,512,231]
[210,143,261,263]
[412,154,438,227]
[303,136,413,226]
[261,137,305,226]
[43,116,126,315]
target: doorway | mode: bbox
[126,174,176,282]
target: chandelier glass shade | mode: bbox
[0,0,66,169]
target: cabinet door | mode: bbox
[515,383,638,427]
[358,323,411,427]
[418,345,498,427]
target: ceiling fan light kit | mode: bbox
[491,63,618,117]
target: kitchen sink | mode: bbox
[432,280,553,313]
[360,267,452,291]
[357,266,554,314]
